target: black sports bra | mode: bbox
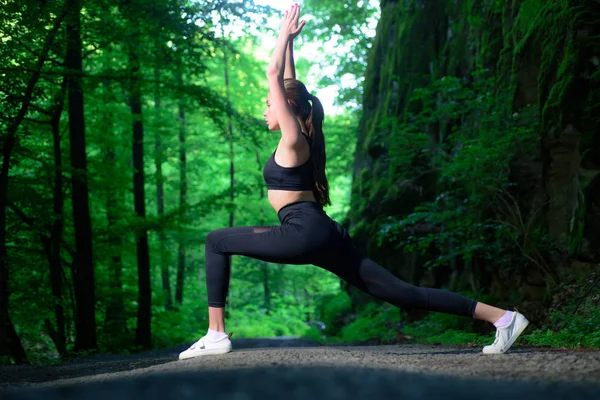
[263,133,314,191]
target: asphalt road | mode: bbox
[1,338,599,399]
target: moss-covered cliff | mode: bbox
[348,0,600,310]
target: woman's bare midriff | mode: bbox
[268,189,316,214]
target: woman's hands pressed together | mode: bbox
[280,3,305,40]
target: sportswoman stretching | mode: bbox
[179,3,529,360]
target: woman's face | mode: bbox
[263,92,280,131]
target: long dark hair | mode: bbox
[283,79,330,207]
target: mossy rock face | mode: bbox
[348,0,600,304]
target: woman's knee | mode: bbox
[205,230,216,247]
[205,226,252,254]
[397,285,429,309]
[205,228,227,251]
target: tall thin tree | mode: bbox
[256,153,271,314]
[175,71,188,306]
[154,67,173,310]
[66,0,97,351]
[221,28,236,228]
[128,48,152,349]
[102,49,127,342]
[47,77,69,356]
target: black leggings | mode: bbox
[205,201,477,317]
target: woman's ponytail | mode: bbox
[306,94,330,207]
[283,79,331,207]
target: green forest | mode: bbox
[1,0,598,365]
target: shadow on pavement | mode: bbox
[3,365,599,400]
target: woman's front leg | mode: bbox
[473,302,509,324]
[209,306,226,332]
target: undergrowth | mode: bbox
[315,277,600,349]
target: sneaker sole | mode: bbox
[179,346,232,360]
[483,315,529,355]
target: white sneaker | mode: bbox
[179,332,233,360]
[483,312,529,354]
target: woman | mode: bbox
[179,3,528,360]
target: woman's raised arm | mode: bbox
[266,3,306,146]
[284,12,304,80]
[284,40,296,80]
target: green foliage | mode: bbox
[318,291,352,332]
[523,329,600,349]
[339,303,399,343]
[322,298,491,347]
[226,294,319,340]
[397,291,495,346]
[401,313,489,346]
[523,274,600,348]
[151,304,209,349]
[379,71,541,272]
[300,0,380,107]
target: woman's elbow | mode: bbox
[266,65,282,79]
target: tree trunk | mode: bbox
[102,61,127,340]
[48,77,68,357]
[262,264,271,315]
[224,48,235,228]
[66,0,97,352]
[175,72,187,306]
[104,157,128,341]
[129,49,151,350]
[255,152,270,314]
[154,67,172,311]
[222,36,235,316]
